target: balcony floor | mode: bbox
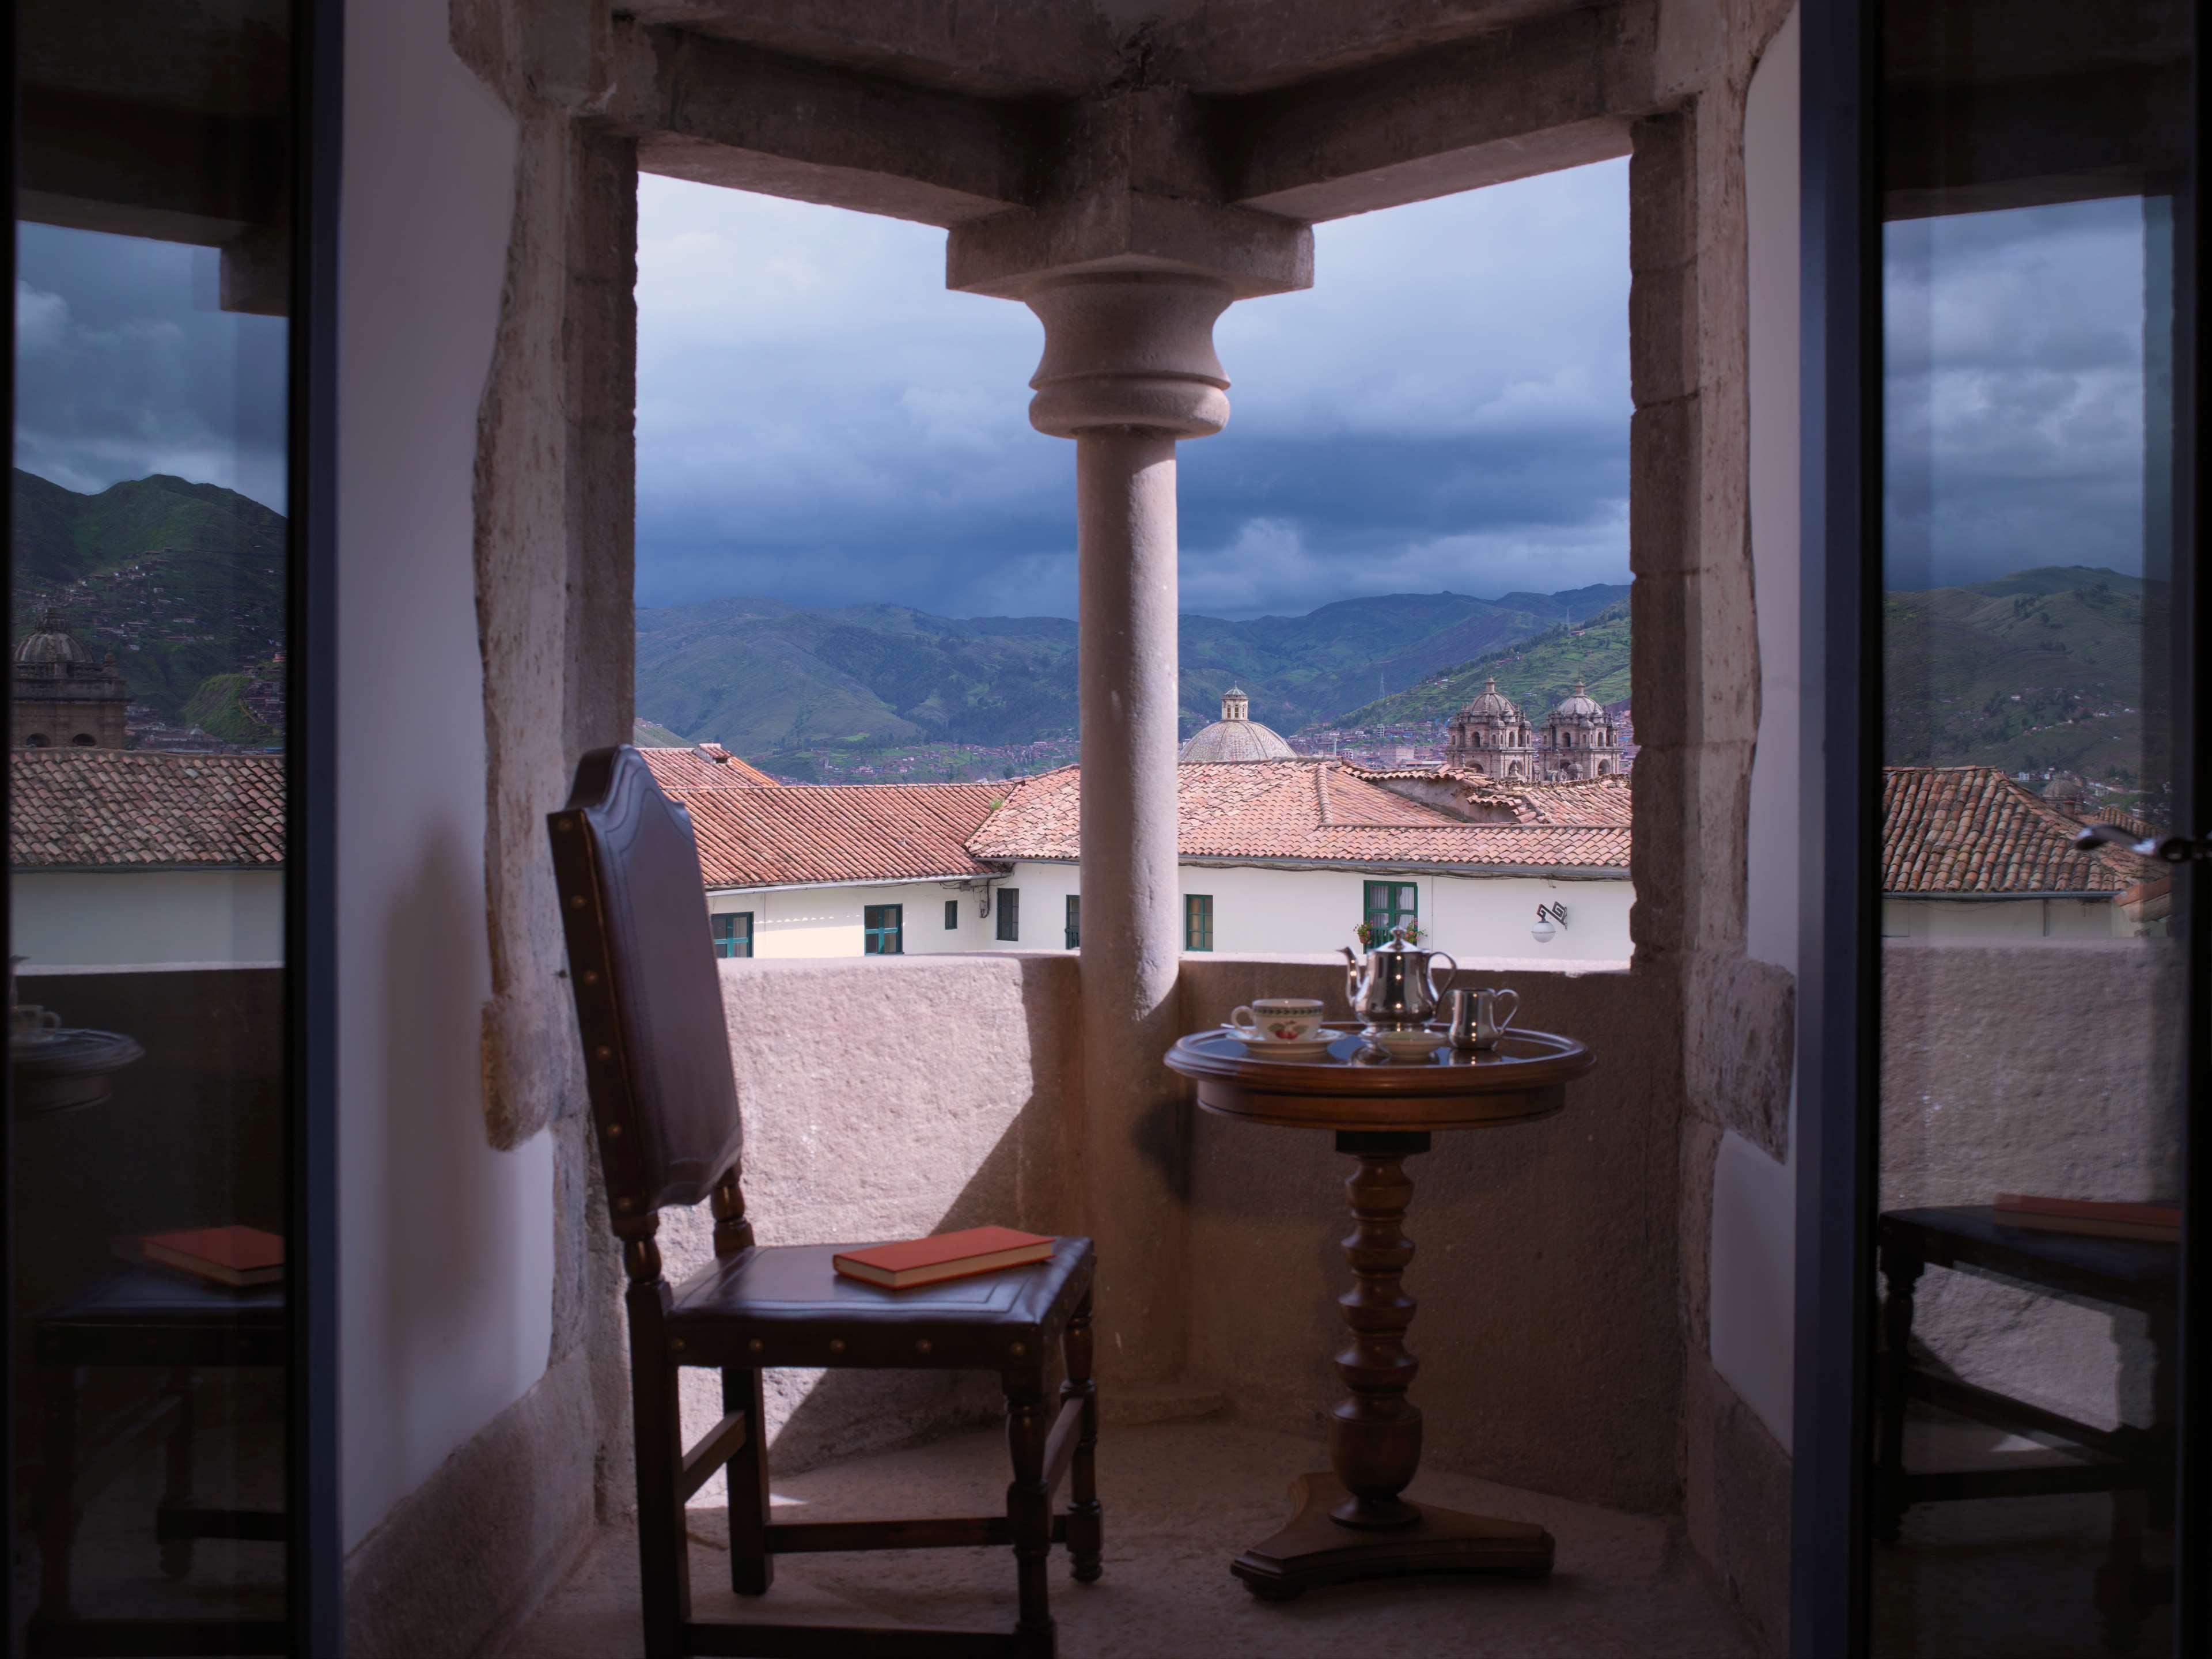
[506,1418,1754,1658]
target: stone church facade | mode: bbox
[12,612,128,750]
[1444,677,1624,781]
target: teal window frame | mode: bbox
[709,911,753,959]
[1065,894,1081,949]
[945,898,960,930]
[1184,893,1214,951]
[1363,881,1418,939]
[863,903,904,955]
[995,887,1020,942]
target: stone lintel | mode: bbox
[1222,2,1657,222]
[609,21,1043,228]
[947,190,1313,302]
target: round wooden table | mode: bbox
[1165,1020,1594,1601]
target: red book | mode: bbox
[1995,1194,2180,1243]
[139,1225,285,1288]
[833,1226,1054,1290]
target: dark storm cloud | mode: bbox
[14,222,291,512]
[1883,195,2152,590]
[635,164,1633,619]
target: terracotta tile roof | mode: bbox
[968,760,1631,872]
[1881,766,2149,894]
[1338,765,1637,825]
[672,779,1006,888]
[10,749,285,869]
[639,743,779,790]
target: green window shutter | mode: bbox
[709,912,755,959]
[996,888,1020,942]
[1065,894,1081,949]
[1184,894,1214,951]
[863,904,904,955]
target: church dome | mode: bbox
[16,611,94,665]
[1548,681,1606,721]
[1460,677,1517,719]
[1180,688,1297,762]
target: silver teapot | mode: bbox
[1340,926,1459,1031]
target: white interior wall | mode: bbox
[336,0,555,1553]
[11,870,283,966]
[1711,3,1801,1449]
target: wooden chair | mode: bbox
[549,745,1100,1659]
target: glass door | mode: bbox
[7,0,337,1649]
[1820,0,2206,1653]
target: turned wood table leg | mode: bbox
[1331,1134,1423,1529]
[1230,1130,1555,1601]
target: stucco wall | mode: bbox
[709,880,1001,956]
[336,0,554,1556]
[665,954,1081,1487]
[1176,956,1681,1513]
[1881,895,2127,939]
[712,859,1636,963]
[1881,940,2180,1431]
[11,869,283,967]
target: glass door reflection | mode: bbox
[12,1,298,1650]
[1872,1,2195,1654]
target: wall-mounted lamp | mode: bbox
[1532,902,1569,945]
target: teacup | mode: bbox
[1229,998,1326,1043]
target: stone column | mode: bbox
[950,190,1310,1382]
[1021,272,1232,1381]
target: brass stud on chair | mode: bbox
[569,895,586,909]
[828,1339,846,1354]
[671,1339,685,1352]
[595,1046,612,1059]
[582,969,598,984]
[748,1339,764,1354]
[556,817,574,832]
[604,1122,622,1137]
[1009,1342,1028,1358]
[915,1339,932,1355]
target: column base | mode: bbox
[1230,1473,1555,1601]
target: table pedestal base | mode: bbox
[1231,1474,1555,1601]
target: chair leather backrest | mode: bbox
[548,745,744,1224]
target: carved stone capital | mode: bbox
[1021,271,1234,439]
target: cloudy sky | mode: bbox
[635,162,1635,619]
[1883,194,2153,592]
[12,173,2154,619]
[14,224,290,513]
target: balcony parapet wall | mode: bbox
[670,950,1686,1518]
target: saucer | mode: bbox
[1362,1027,1445,1061]
[1224,1027,1336,1059]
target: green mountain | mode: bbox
[1327,600,1631,730]
[632,585,1630,772]
[11,469,287,732]
[1883,567,2156,785]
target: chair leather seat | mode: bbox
[666,1236,1094,1370]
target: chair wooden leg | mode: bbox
[724,1366,773,1596]
[159,1366,198,1580]
[630,1287,690,1659]
[1005,1369,1055,1654]
[1877,1247,1923,1543]
[33,1365,81,1620]
[1060,1294,1102,1582]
